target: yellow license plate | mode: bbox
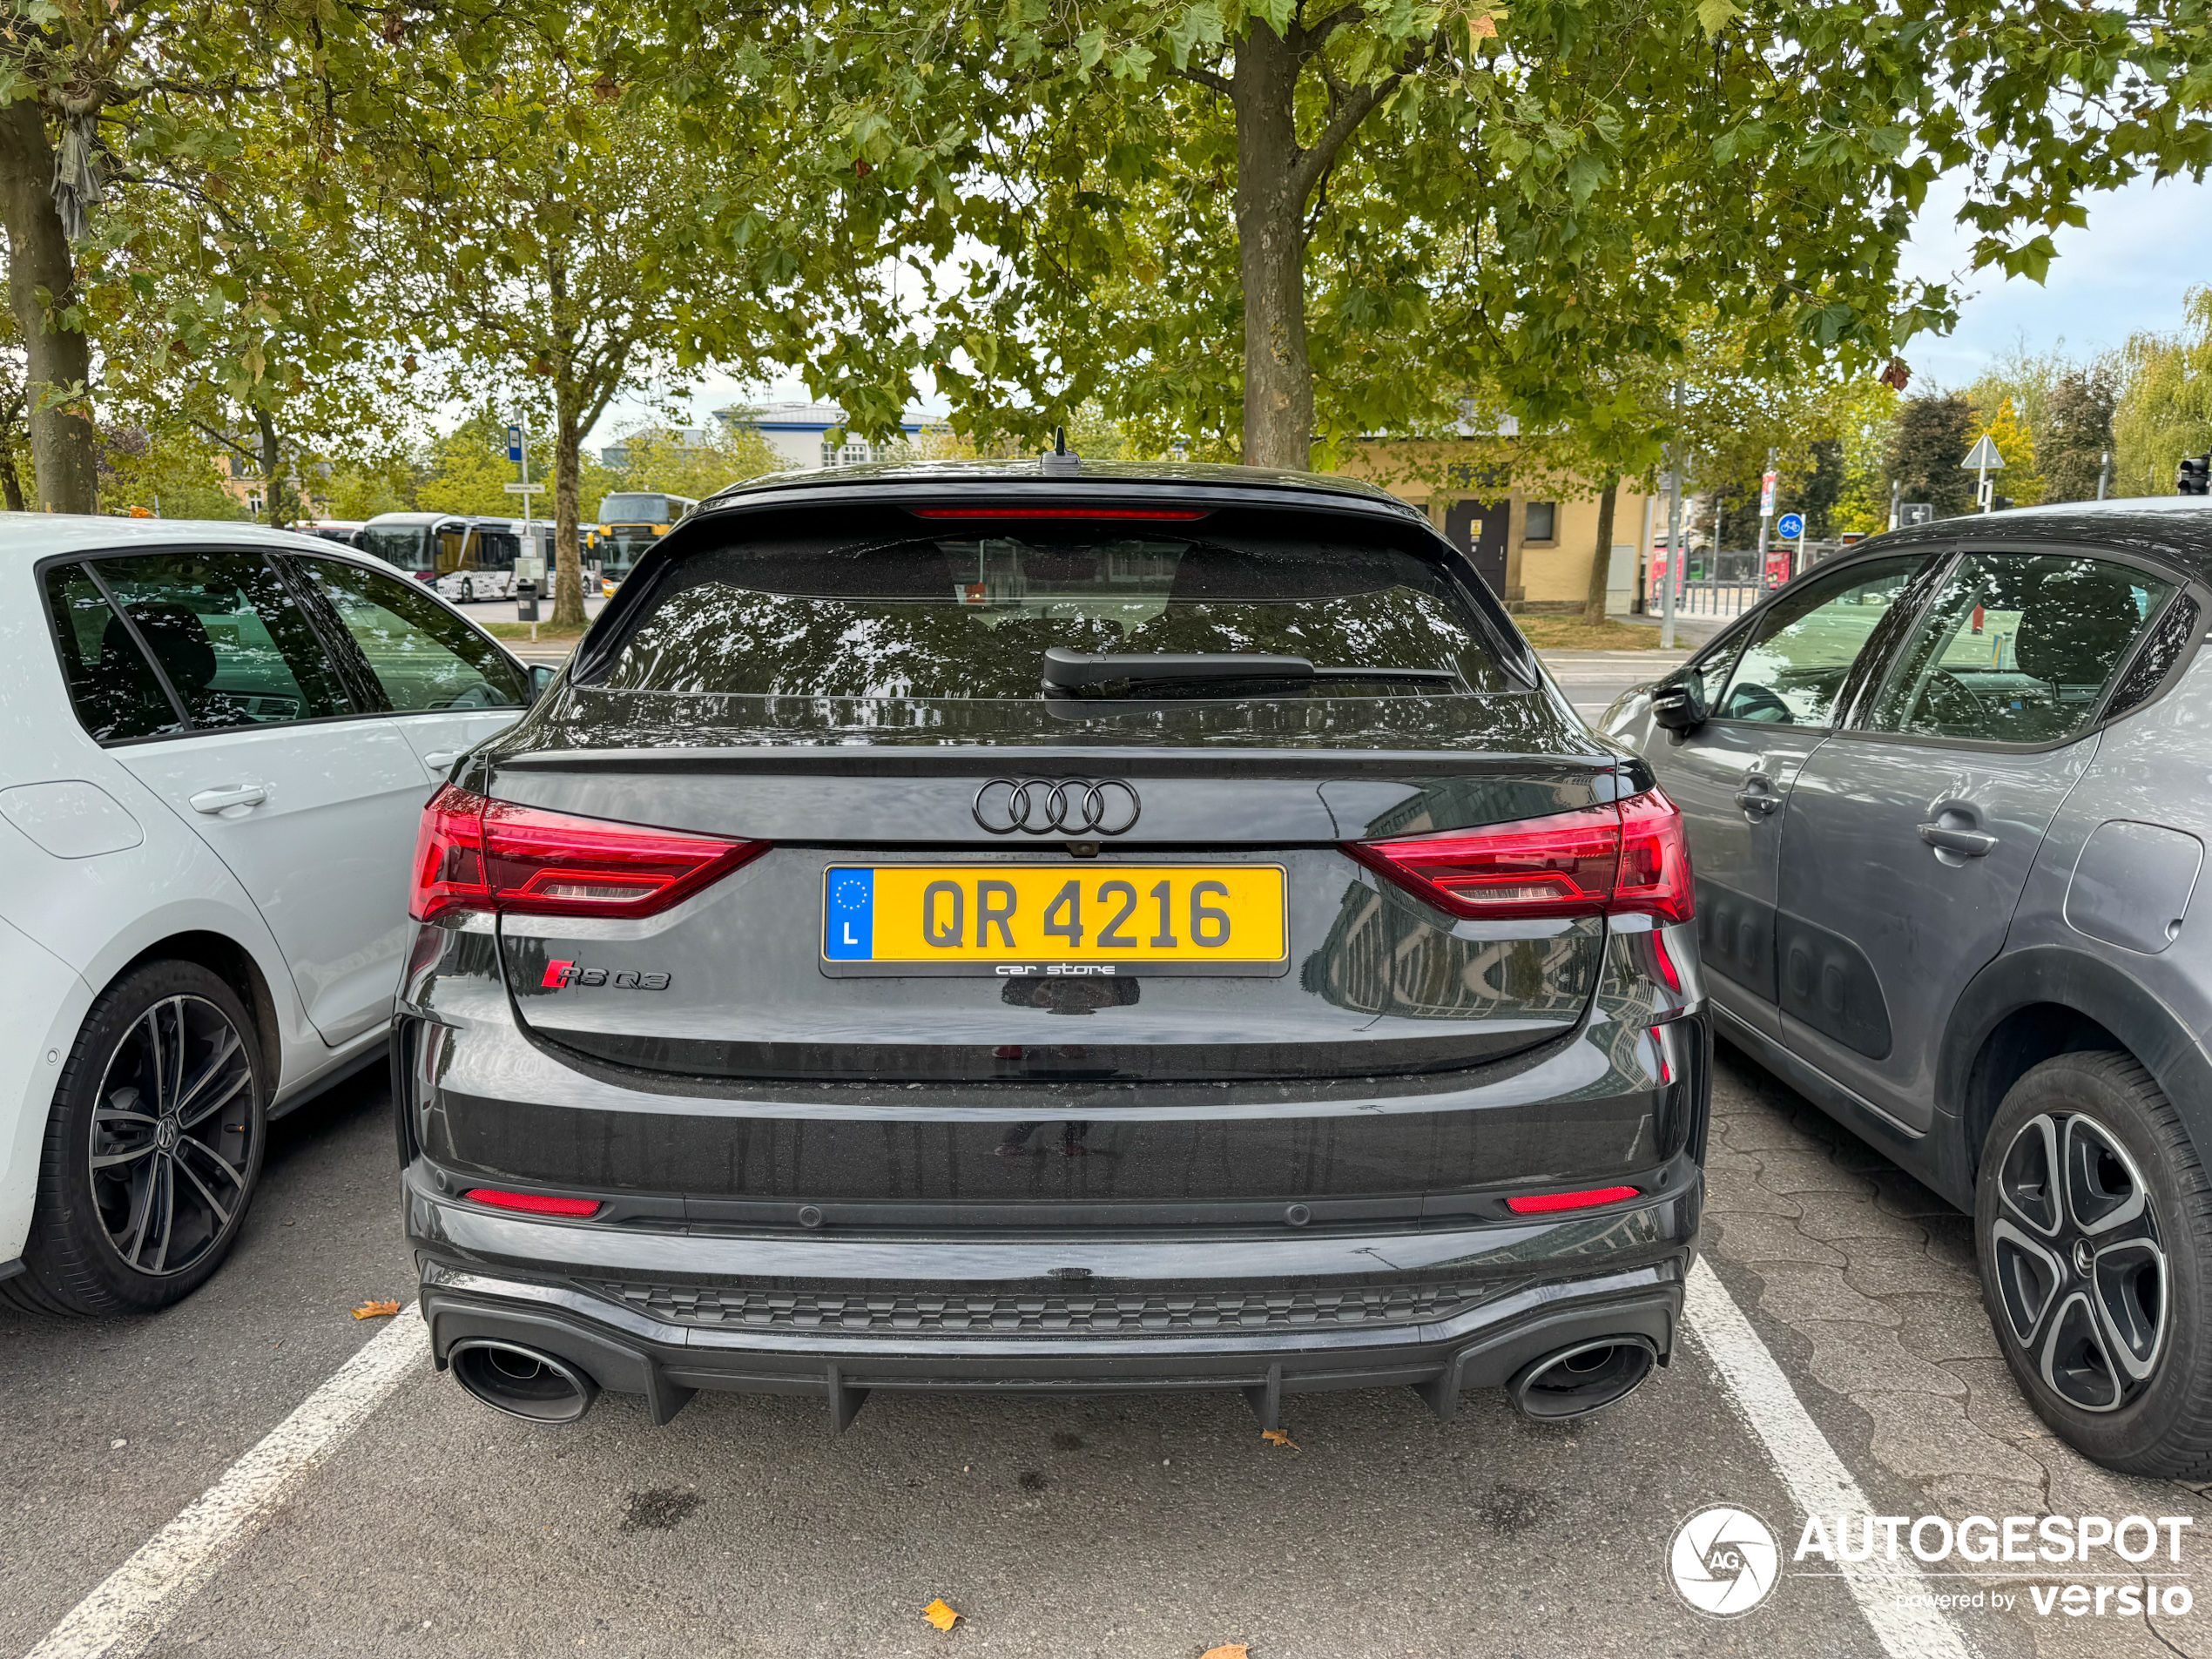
[821,865,1287,977]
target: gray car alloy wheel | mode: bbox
[88,994,257,1278]
[1990,1110,2168,1413]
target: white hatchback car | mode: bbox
[0,517,545,1315]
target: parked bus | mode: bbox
[300,520,368,550]
[589,492,697,593]
[361,512,530,603]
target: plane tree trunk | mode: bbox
[1582,474,1621,625]
[0,99,97,512]
[1231,26,1312,472]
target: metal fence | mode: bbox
[1642,542,1858,622]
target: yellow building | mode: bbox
[1333,441,1656,614]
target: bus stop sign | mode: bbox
[506,425,523,462]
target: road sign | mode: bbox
[502,482,538,494]
[1959,435,2004,471]
[1758,470,1777,517]
[1777,512,1804,540]
[506,425,523,462]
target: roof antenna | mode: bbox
[1042,422,1081,476]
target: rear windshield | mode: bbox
[597,532,1510,699]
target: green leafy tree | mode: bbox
[1829,381,1901,534]
[0,0,525,511]
[1972,396,2044,507]
[2041,368,2116,503]
[641,0,2212,476]
[98,421,247,519]
[95,100,421,527]
[604,420,782,502]
[324,446,423,520]
[382,28,833,626]
[420,414,526,518]
[2112,289,2212,497]
[1888,392,1979,518]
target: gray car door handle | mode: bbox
[188,784,268,814]
[1734,778,1780,815]
[1919,822,1997,857]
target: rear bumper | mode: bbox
[408,1170,1696,1428]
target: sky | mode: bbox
[1884,170,2210,389]
[583,171,2212,445]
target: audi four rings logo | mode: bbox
[973,778,1142,835]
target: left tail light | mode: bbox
[1345,788,1693,923]
[410,784,766,921]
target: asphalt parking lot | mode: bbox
[8,1043,2209,1658]
[5,650,2209,1659]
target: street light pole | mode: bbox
[2097,448,2111,502]
[1662,381,1683,651]
[1755,445,1777,567]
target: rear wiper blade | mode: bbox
[1041,647,1458,696]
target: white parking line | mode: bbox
[1684,1258,1973,1658]
[25,1308,428,1659]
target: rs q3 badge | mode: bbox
[541,961,672,990]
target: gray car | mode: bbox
[1602,499,2212,1477]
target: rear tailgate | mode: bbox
[489,754,1615,1083]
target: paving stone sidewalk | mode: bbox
[1704,1043,2209,1658]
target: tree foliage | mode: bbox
[1888,392,1979,518]
[2041,367,2116,503]
[0,0,528,509]
[634,0,2212,477]
[605,420,782,501]
[2112,287,2212,497]
[1973,396,2044,507]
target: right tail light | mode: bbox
[1345,788,1693,923]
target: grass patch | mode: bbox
[481,621,587,640]
[1513,615,1665,651]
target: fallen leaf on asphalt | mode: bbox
[1260,1428,1298,1450]
[922,1598,961,1631]
[1202,1647,1251,1659]
[352,1299,400,1320]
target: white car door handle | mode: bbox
[188,784,268,815]
[422,752,461,772]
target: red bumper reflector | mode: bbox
[463,1188,602,1218]
[1507,1185,1641,1215]
[907,507,1211,521]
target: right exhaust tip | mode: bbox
[1508,1336,1657,1421]
[448,1339,599,1425]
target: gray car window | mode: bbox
[1711,556,1925,726]
[1866,552,2176,745]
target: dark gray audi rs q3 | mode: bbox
[397,460,1709,1431]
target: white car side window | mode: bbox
[300,558,529,712]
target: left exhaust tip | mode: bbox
[448,1339,599,1424]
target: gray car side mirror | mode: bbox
[1649,681,1703,732]
[529,664,559,699]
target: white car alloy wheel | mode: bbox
[5,960,267,1318]
[86,993,258,1279]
